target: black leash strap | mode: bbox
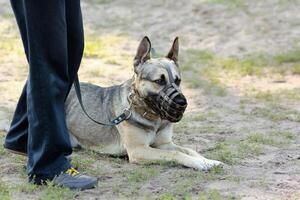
[73,74,131,126]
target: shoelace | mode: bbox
[66,167,80,176]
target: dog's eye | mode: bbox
[154,79,166,86]
[175,78,181,86]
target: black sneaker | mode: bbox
[53,167,98,190]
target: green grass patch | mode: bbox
[246,131,295,148]
[204,139,262,165]
[251,105,300,122]
[213,57,265,76]
[253,89,300,103]
[0,182,10,200]
[84,35,133,66]
[38,182,77,200]
[155,167,227,199]
[0,36,24,65]
[141,160,180,168]
[181,50,227,96]
[94,0,113,4]
[275,49,300,64]
[124,167,159,183]
[14,183,38,194]
[0,182,39,200]
[272,131,296,140]
[71,154,95,170]
[198,189,239,200]
[247,133,276,145]
[204,0,246,9]
[182,49,300,96]
[174,112,225,134]
[0,37,23,55]
[291,64,300,74]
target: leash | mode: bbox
[73,74,132,126]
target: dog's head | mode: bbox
[132,36,187,122]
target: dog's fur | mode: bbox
[65,37,222,170]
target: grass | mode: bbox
[14,183,38,194]
[71,154,95,171]
[173,112,230,135]
[251,105,300,122]
[205,130,297,165]
[221,141,260,164]
[212,57,265,76]
[124,167,159,183]
[0,182,10,200]
[0,181,77,200]
[158,189,238,200]
[247,133,276,145]
[251,88,300,104]
[0,36,25,66]
[272,131,296,140]
[84,35,133,66]
[153,167,229,199]
[198,189,239,200]
[181,50,227,96]
[182,48,300,98]
[94,0,113,4]
[291,64,300,74]
[204,0,246,9]
[38,182,78,200]
[275,49,300,64]
[116,164,227,198]
[205,136,264,165]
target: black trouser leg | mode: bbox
[65,0,84,94]
[4,0,29,154]
[4,0,84,183]
[4,0,84,154]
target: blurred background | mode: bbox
[0,0,300,199]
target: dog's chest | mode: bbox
[144,131,158,145]
[143,122,167,145]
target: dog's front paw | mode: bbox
[194,158,223,171]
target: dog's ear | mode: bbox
[133,36,151,70]
[166,37,179,64]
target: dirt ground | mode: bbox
[0,0,300,199]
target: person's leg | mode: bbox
[23,0,73,183]
[65,0,84,90]
[5,0,97,189]
[4,0,29,155]
[4,0,85,155]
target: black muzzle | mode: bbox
[145,63,187,122]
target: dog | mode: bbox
[65,36,222,171]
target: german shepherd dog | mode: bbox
[65,37,222,171]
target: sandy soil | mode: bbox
[0,0,300,199]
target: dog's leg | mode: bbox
[152,124,222,169]
[155,142,222,168]
[127,145,216,171]
[120,125,218,171]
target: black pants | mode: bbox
[4,0,84,183]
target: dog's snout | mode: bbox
[174,95,187,106]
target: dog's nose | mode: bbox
[173,95,187,106]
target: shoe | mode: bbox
[53,167,98,190]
